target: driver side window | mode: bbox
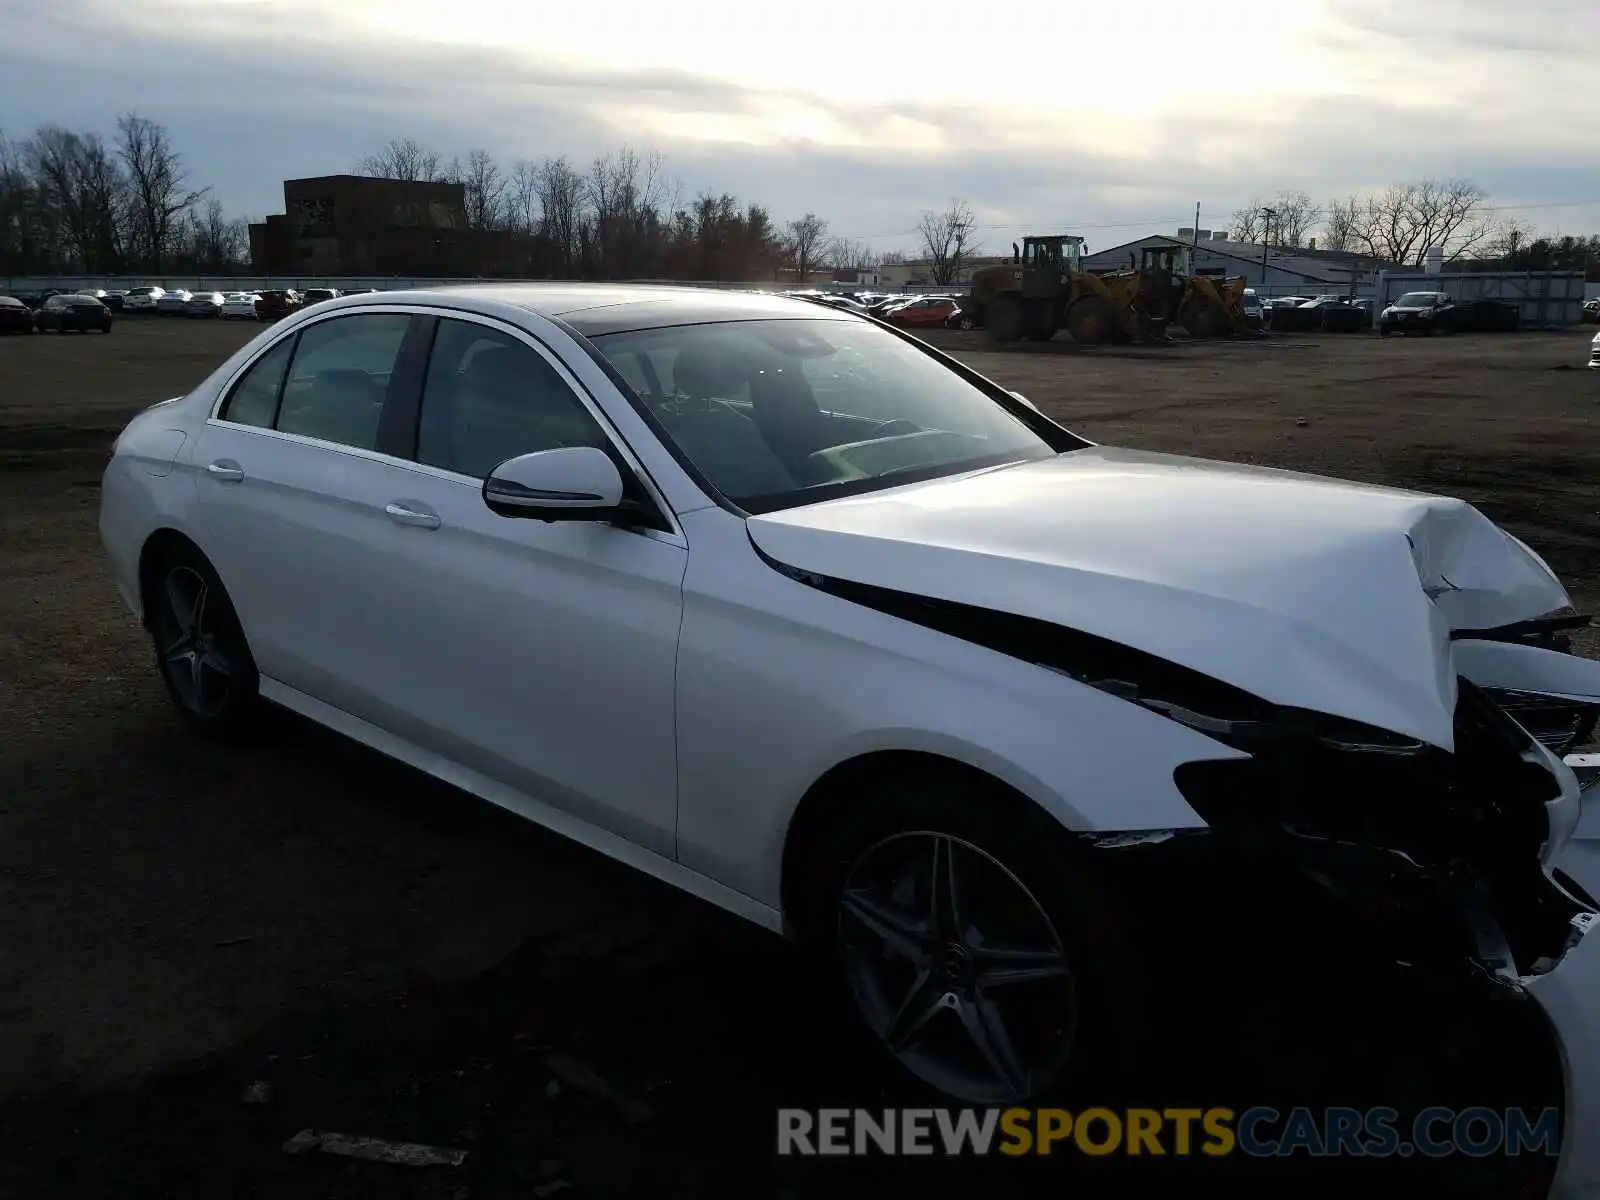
[416,319,609,479]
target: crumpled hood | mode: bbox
[746,446,1571,750]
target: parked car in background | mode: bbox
[36,293,112,333]
[945,304,980,330]
[301,287,342,306]
[1379,291,1454,336]
[1450,299,1522,333]
[186,291,226,318]
[1296,297,1366,333]
[122,286,165,313]
[866,295,912,317]
[0,295,37,333]
[77,289,110,303]
[1582,298,1599,324]
[1240,289,1264,329]
[220,292,263,320]
[255,290,303,321]
[102,290,127,312]
[884,296,958,329]
[155,289,194,315]
[1590,329,1599,369]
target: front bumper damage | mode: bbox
[1085,625,1600,1196]
[1536,754,1600,1199]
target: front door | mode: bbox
[358,314,687,856]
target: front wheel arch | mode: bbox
[781,749,1071,943]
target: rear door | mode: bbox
[190,308,436,716]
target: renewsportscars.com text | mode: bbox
[776,1106,1562,1159]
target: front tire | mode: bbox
[804,773,1141,1106]
[144,543,261,740]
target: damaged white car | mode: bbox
[99,287,1600,1194]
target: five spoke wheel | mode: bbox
[155,565,233,718]
[837,831,1076,1105]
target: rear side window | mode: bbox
[275,314,410,450]
[219,336,294,428]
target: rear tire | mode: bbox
[802,770,1144,1105]
[987,295,1024,344]
[143,542,261,741]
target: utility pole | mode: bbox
[1260,207,1275,289]
[1191,202,1200,262]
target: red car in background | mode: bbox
[883,296,959,329]
[254,290,302,321]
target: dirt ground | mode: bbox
[1,315,1596,1198]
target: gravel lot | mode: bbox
[2,314,1595,1198]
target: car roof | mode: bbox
[303,283,856,337]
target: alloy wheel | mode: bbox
[837,831,1077,1105]
[154,566,234,718]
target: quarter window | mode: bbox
[416,319,608,479]
[218,336,294,428]
[275,314,410,450]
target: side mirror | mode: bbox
[483,447,625,521]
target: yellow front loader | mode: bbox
[965,235,1162,345]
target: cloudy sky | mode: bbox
[4,0,1598,256]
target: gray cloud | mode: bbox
[4,0,1598,253]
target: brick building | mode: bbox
[249,175,532,276]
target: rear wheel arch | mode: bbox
[138,530,234,628]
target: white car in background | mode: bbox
[155,289,193,315]
[185,291,226,318]
[98,285,1600,1196]
[1589,330,1599,370]
[220,292,262,320]
[122,285,165,313]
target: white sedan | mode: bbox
[154,288,193,314]
[220,292,262,320]
[99,286,1600,1189]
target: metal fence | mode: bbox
[1375,270,1585,328]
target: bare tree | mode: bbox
[115,113,206,270]
[505,158,540,233]
[26,127,128,270]
[180,196,245,270]
[1230,201,1266,243]
[457,148,505,228]
[1485,217,1536,263]
[880,248,908,266]
[782,213,829,283]
[827,237,875,270]
[917,200,979,285]
[1321,195,1363,252]
[535,155,587,276]
[356,137,445,182]
[1270,190,1319,248]
[1333,179,1492,265]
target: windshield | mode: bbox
[590,318,1061,513]
[1395,292,1440,306]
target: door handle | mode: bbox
[385,501,441,530]
[206,460,244,483]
